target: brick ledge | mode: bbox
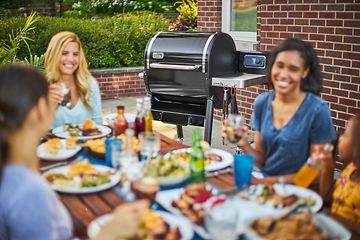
[90,66,143,75]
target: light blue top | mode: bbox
[51,77,103,128]
[0,165,72,240]
[250,90,336,176]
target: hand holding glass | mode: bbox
[223,114,244,144]
[59,82,71,108]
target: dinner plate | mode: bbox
[163,148,233,172]
[43,164,120,194]
[237,183,323,214]
[105,113,136,127]
[52,124,112,140]
[37,139,81,161]
[87,210,194,240]
[156,188,212,239]
[244,212,351,240]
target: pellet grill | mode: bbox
[143,31,267,144]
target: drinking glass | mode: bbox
[59,82,71,108]
[223,114,244,144]
[234,154,254,187]
[139,132,160,161]
[205,200,238,240]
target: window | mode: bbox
[222,0,257,48]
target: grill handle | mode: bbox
[149,63,202,71]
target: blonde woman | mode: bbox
[45,31,102,128]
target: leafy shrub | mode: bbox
[71,0,176,18]
[169,0,197,31]
[0,0,25,9]
[0,11,170,68]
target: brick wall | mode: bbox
[197,0,222,31]
[198,0,360,131]
[91,67,146,100]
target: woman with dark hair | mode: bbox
[0,65,72,239]
[0,65,154,240]
[233,38,336,182]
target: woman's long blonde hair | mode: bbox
[45,31,92,109]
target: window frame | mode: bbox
[221,0,257,43]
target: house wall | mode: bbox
[198,0,360,132]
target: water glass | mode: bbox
[205,201,238,240]
[139,132,160,161]
[223,114,244,143]
[234,154,254,187]
[59,82,71,107]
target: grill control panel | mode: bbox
[244,55,266,69]
[238,51,268,74]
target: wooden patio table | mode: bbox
[39,133,235,239]
[40,133,358,240]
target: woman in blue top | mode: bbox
[0,65,149,240]
[236,38,336,183]
[0,65,72,239]
[45,31,102,128]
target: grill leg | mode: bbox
[176,125,184,142]
[204,98,214,145]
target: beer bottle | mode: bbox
[134,98,145,137]
[143,97,153,133]
[190,128,206,183]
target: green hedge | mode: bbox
[0,12,170,68]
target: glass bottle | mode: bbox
[293,157,319,188]
[134,98,145,137]
[143,96,153,133]
[293,144,334,188]
[113,105,128,136]
[190,128,206,183]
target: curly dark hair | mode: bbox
[267,38,322,96]
[352,112,360,169]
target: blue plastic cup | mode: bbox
[233,154,254,187]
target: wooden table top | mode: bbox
[40,133,359,240]
[40,133,235,238]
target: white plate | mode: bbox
[244,212,351,240]
[105,113,136,126]
[164,148,233,172]
[157,174,189,186]
[52,124,112,140]
[237,184,323,215]
[87,210,194,240]
[156,188,211,239]
[43,164,120,194]
[37,139,81,161]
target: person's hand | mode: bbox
[311,143,334,170]
[48,84,63,104]
[93,199,150,240]
[222,124,249,148]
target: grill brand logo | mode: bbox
[152,52,164,59]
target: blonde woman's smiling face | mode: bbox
[60,41,80,76]
[271,50,309,96]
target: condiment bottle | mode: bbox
[293,143,334,188]
[143,97,153,133]
[113,105,128,136]
[190,128,206,183]
[134,98,145,137]
[293,157,319,188]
